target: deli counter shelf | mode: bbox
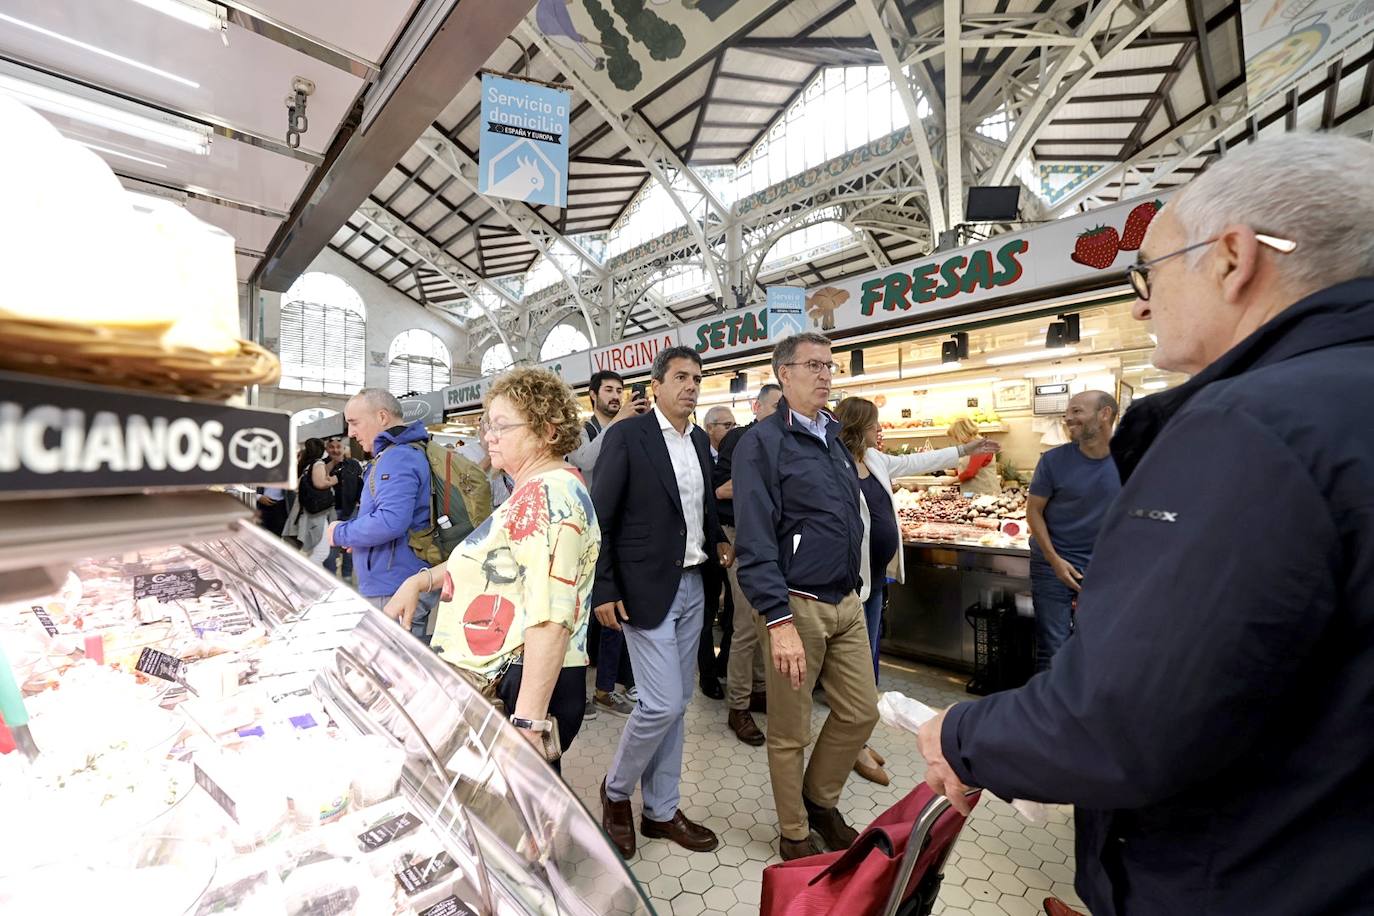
[0,491,654,916]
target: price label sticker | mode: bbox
[357,812,421,851]
[31,606,59,636]
[396,853,458,897]
[193,762,238,823]
[133,569,223,603]
[135,647,187,684]
[418,897,477,916]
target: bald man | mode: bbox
[1024,390,1120,670]
[696,405,740,699]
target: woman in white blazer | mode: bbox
[835,397,999,784]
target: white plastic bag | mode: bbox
[877,691,1051,825]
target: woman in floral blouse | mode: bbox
[386,369,598,765]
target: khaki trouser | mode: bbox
[722,525,767,709]
[758,591,879,841]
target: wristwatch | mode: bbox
[510,715,562,763]
[509,716,553,734]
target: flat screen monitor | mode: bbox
[965,186,1021,222]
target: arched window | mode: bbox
[279,272,366,394]
[481,344,514,376]
[540,324,591,361]
[388,329,451,395]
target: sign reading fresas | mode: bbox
[591,331,677,377]
[0,371,291,495]
[804,192,1172,334]
[478,73,570,209]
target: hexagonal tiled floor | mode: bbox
[560,654,1089,916]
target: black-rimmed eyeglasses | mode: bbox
[1127,233,1297,301]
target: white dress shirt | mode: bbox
[655,407,708,567]
[791,409,830,443]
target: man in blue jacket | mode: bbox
[325,388,437,640]
[918,134,1374,915]
[734,331,878,861]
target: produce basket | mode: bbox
[0,317,279,401]
[964,603,1033,696]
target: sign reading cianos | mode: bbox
[478,73,570,208]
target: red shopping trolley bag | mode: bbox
[761,784,980,916]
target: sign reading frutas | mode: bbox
[478,73,570,208]
[0,371,290,495]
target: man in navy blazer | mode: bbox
[591,346,732,859]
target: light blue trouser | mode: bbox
[367,589,440,644]
[605,570,703,822]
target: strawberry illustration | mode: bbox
[1118,199,1161,251]
[1071,225,1121,270]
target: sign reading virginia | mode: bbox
[478,73,570,208]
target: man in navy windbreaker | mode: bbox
[919,134,1374,915]
[326,388,436,639]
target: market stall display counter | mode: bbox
[0,372,653,916]
[881,484,1034,680]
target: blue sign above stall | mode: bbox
[766,286,806,341]
[478,73,570,209]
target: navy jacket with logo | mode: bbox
[733,398,864,626]
[941,278,1374,915]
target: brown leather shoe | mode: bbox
[600,778,636,859]
[1043,898,1087,916]
[728,709,765,746]
[749,690,767,714]
[640,810,719,852]
[779,835,822,861]
[804,797,859,851]
[853,745,891,786]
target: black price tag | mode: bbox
[357,812,421,851]
[134,569,223,603]
[419,897,477,916]
[193,762,238,823]
[31,606,59,636]
[135,647,188,683]
[395,853,458,897]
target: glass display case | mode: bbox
[0,374,653,916]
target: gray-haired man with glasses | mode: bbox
[918,134,1374,915]
[733,331,879,860]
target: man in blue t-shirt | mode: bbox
[1027,390,1121,671]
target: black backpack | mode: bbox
[298,463,334,515]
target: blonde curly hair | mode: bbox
[485,368,584,457]
[947,417,980,444]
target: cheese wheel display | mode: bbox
[0,95,241,355]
